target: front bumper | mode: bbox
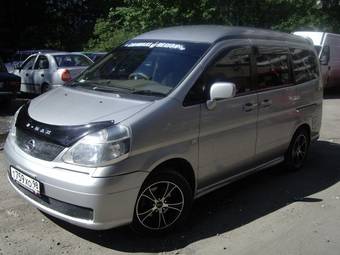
[4,135,148,230]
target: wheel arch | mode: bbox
[145,158,196,194]
[293,123,311,141]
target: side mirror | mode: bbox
[206,82,236,110]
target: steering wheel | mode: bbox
[128,72,150,80]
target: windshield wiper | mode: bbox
[131,90,167,97]
[92,85,131,93]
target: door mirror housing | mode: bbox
[206,82,236,110]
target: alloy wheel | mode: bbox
[135,181,185,230]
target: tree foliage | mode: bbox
[1,0,340,54]
[86,0,340,51]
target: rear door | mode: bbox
[33,55,50,93]
[193,44,258,188]
[19,56,37,93]
[253,44,297,163]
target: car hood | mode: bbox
[28,86,154,126]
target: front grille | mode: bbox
[16,129,65,161]
[10,176,94,220]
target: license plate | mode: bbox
[10,167,40,195]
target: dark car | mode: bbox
[0,57,21,105]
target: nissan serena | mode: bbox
[4,26,323,234]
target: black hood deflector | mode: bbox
[16,103,115,147]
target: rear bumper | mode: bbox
[4,135,148,230]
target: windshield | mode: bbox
[73,40,210,97]
[54,54,93,67]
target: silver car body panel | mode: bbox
[4,26,323,230]
[28,87,154,126]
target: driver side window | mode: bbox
[21,56,36,70]
[183,46,253,106]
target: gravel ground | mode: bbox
[0,94,339,255]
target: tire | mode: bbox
[132,169,193,235]
[284,128,310,171]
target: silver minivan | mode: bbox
[4,26,323,234]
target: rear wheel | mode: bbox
[132,170,193,234]
[284,128,310,171]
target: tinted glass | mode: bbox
[54,55,92,67]
[184,47,252,106]
[208,47,252,94]
[290,48,319,84]
[34,55,49,69]
[256,47,291,89]
[74,41,210,97]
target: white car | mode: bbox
[14,52,93,94]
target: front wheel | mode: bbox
[132,170,193,234]
[284,128,310,171]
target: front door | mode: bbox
[196,45,258,188]
[19,56,36,93]
[33,55,50,93]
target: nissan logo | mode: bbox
[24,139,36,152]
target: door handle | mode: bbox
[243,102,257,112]
[260,99,272,108]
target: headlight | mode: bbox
[9,108,20,137]
[63,125,130,167]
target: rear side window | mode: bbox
[256,47,292,90]
[54,55,92,67]
[290,48,319,84]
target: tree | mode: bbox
[0,0,114,53]
[86,0,339,51]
